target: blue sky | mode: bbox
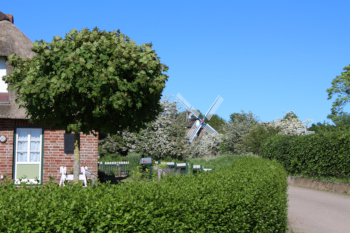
[2,1,350,125]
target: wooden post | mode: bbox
[191,163,194,175]
[103,161,105,172]
[186,162,188,175]
[118,164,121,176]
[200,165,203,173]
[174,161,177,174]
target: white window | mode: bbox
[0,57,7,93]
[14,128,43,184]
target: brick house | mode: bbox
[0,12,98,185]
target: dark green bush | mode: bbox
[0,157,287,232]
[241,124,280,155]
[261,131,350,177]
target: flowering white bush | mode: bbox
[266,111,313,135]
[187,134,223,158]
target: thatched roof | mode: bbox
[0,11,35,119]
[0,12,34,58]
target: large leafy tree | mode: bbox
[327,64,350,123]
[4,28,168,181]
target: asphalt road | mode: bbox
[288,185,350,233]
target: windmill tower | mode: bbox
[176,93,224,143]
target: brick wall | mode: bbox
[0,119,99,184]
[0,119,14,178]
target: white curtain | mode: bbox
[18,141,28,151]
[17,152,27,162]
[30,141,40,151]
[30,152,40,162]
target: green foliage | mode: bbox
[221,110,259,154]
[241,124,281,155]
[331,113,350,129]
[307,121,345,133]
[308,121,332,133]
[98,153,126,162]
[261,131,350,178]
[4,28,168,134]
[327,64,350,124]
[99,133,128,157]
[0,156,287,232]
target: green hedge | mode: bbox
[260,131,350,177]
[0,157,287,232]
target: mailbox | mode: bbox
[140,158,152,165]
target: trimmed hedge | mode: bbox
[0,156,287,232]
[261,131,350,177]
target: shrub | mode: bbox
[0,157,288,232]
[241,123,280,155]
[98,133,128,156]
[187,134,223,158]
[221,111,259,154]
[261,131,350,177]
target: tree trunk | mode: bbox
[73,132,80,182]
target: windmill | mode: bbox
[176,93,224,143]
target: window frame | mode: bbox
[13,127,44,185]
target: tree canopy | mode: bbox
[229,112,259,124]
[327,64,350,123]
[4,27,168,134]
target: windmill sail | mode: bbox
[188,121,202,143]
[176,93,200,118]
[203,123,218,135]
[204,95,224,121]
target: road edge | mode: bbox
[288,176,350,195]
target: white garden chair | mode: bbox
[59,166,88,187]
